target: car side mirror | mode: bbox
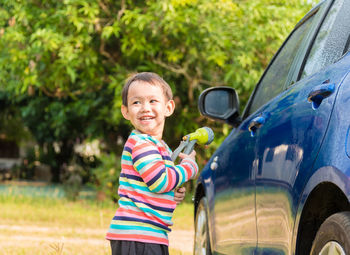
[198,86,241,126]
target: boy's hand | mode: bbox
[179,150,196,161]
[174,187,186,204]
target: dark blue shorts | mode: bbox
[110,240,169,255]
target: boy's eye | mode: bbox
[132,101,140,105]
[150,99,158,103]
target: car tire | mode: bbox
[310,212,350,255]
[194,197,212,255]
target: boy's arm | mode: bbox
[132,139,198,193]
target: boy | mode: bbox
[106,72,198,255]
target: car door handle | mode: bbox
[307,82,335,109]
[248,116,266,137]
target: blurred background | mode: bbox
[0,0,314,254]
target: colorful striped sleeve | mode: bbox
[131,138,198,193]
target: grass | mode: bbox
[0,183,194,255]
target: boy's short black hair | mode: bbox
[122,72,173,106]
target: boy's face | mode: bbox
[121,80,175,140]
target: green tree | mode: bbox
[0,0,313,186]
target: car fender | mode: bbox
[194,159,218,252]
[291,165,350,254]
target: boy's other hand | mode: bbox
[179,150,196,161]
[174,187,186,204]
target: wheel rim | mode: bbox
[319,241,346,255]
[194,207,208,255]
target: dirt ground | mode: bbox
[0,224,193,255]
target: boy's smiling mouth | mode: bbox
[139,116,155,120]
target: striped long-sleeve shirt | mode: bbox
[106,130,198,246]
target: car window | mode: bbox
[247,14,315,116]
[300,0,350,78]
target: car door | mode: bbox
[210,3,323,254]
[251,0,350,254]
[209,4,321,254]
[253,64,350,255]
[232,6,321,254]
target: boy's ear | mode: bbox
[121,105,130,120]
[165,100,175,117]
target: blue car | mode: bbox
[193,0,350,254]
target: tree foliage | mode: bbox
[0,0,313,187]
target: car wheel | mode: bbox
[310,212,350,255]
[194,197,212,255]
